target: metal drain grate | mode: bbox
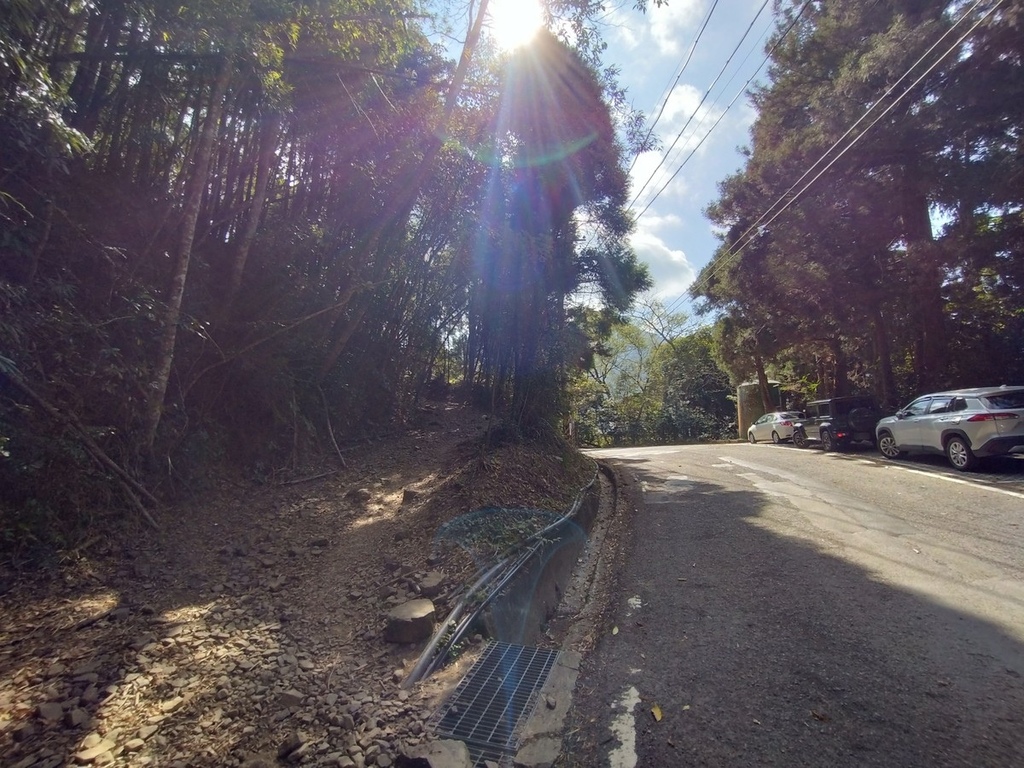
[430,642,561,765]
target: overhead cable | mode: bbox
[687,0,999,308]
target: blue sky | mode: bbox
[600,0,776,315]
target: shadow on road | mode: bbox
[565,455,1024,767]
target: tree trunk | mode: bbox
[902,168,947,390]
[223,111,281,314]
[314,0,491,382]
[832,339,848,396]
[754,350,773,412]
[870,302,896,407]
[142,55,232,451]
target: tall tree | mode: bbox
[465,30,648,433]
[697,0,1024,401]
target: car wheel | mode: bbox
[877,431,903,460]
[748,431,756,444]
[771,430,781,444]
[792,429,808,449]
[821,429,836,452]
[945,436,977,471]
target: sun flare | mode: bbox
[487,0,544,51]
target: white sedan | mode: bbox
[747,411,804,444]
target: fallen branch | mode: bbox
[181,288,377,400]
[278,469,342,486]
[72,607,114,632]
[318,385,348,469]
[2,367,161,529]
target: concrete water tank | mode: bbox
[737,380,781,438]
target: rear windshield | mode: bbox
[984,390,1024,409]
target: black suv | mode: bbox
[792,396,881,451]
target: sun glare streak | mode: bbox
[487,0,544,51]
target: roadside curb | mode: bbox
[512,459,639,767]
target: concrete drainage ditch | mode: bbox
[402,463,620,767]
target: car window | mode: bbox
[902,398,930,416]
[985,391,1024,409]
[927,397,953,414]
[816,403,830,418]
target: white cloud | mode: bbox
[628,83,732,213]
[642,210,684,231]
[603,0,773,301]
[628,142,693,213]
[604,6,642,51]
[659,84,710,130]
[648,0,707,57]
[630,227,695,300]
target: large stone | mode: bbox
[418,572,445,599]
[398,740,473,768]
[383,600,436,644]
[65,708,89,728]
[277,731,308,759]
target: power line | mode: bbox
[646,0,817,318]
[628,0,772,212]
[627,0,721,173]
[574,0,724,258]
[633,24,773,223]
[633,0,808,225]
[681,0,998,316]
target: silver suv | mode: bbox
[875,385,1024,471]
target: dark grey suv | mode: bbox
[792,396,881,451]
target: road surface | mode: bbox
[562,443,1024,767]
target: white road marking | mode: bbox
[608,686,641,768]
[722,455,1024,500]
[889,465,1024,500]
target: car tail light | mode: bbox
[966,413,1019,422]
[780,420,793,426]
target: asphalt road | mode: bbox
[562,443,1024,767]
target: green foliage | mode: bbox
[464,30,645,434]
[696,0,1024,404]
[572,302,735,446]
[0,0,655,558]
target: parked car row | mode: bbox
[747,385,1024,472]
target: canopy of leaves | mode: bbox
[572,301,734,446]
[0,0,652,555]
[695,0,1024,407]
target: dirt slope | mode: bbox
[0,402,596,767]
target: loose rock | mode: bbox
[383,600,436,644]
